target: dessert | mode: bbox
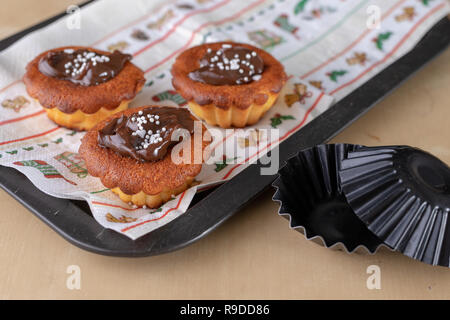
[171,42,287,128]
[79,105,210,208]
[23,46,145,130]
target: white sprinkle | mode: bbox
[207,48,212,53]
[251,51,257,56]
[64,49,74,54]
[162,127,166,132]
[229,61,239,70]
[149,118,154,123]
[136,130,146,138]
[246,54,251,59]
[239,69,244,74]
[252,75,262,81]
[156,121,160,125]
[222,44,232,48]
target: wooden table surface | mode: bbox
[0,0,449,300]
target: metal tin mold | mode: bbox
[340,146,450,267]
[272,144,384,254]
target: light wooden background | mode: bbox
[0,0,449,299]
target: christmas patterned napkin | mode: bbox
[0,0,448,239]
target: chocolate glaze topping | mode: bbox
[38,48,131,86]
[98,107,194,162]
[188,44,264,86]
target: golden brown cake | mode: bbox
[24,46,145,131]
[79,105,210,208]
[171,42,287,128]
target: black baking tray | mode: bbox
[0,2,449,257]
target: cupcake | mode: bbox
[23,46,145,131]
[171,42,287,128]
[79,105,210,208]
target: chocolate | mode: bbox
[188,44,264,86]
[38,48,132,86]
[98,107,194,162]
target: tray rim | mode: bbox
[0,3,449,257]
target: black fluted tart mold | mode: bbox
[272,144,384,253]
[340,146,450,267]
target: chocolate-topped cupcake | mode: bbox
[171,42,287,128]
[79,105,210,208]
[24,46,145,131]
